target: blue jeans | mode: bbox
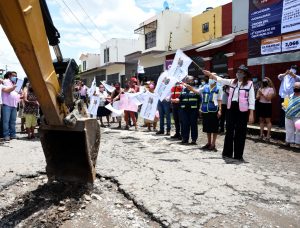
[2,105,17,138]
[158,100,171,132]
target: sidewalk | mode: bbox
[247,124,286,141]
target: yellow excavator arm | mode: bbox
[0,0,100,183]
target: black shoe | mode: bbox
[201,144,211,150]
[166,131,170,136]
[208,145,217,152]
[222,155,233,159]
[190,141,197,145]
[177,135,182,140]
[156,131,164,135]
[180,140,188,145]
[171,134,180,139]
[234,157,245,162]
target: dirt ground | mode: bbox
[0,120,299,227]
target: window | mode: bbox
[104,48,110,63]
[106,73,119,85]
[145,30,156,50]
[202,22,209,33]
[82,60,86,71]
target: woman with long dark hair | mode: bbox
[203,65,255,161]
[256,77,276,141]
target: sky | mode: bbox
[0,0,232,77]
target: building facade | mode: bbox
[79,38,139,86]
[127,9,192,82]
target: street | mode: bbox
[0,123,300,227]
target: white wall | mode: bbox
[232,0,249,33]
[140,55,164,68]
[79,54,100,71]
[100,38,139,65]
[106,64,125,76]
[138,10,192,53]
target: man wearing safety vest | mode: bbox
[180,76,200,145]
[199,78,222,151]
[203,65,255,162]
[170,82,183,140]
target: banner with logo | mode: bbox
[168,49,192,81]
[140,92,159,121]
[248,0,300,59]
[88,95,100,118]
[154,71,178,101]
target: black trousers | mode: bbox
[223,102,248,159]
[172,104,181,135]
[219,104,227,132]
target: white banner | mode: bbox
[105,102,124,116]
[101,81,116,93]
[127,91,147,106]
[87,95,100,118]
[154,71,177,101]
[87,77,96,97]
[15,78,24,93]
[168,49,192,81]
[140,92,159,121]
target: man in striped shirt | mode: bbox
[285,82,300,146]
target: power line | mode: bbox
[57,0,102,45]
[73,0,107,41]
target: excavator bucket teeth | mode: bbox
[39,119,100,183]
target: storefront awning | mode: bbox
[196,36,235,52]
[248,52,300,66]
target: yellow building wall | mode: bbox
[192,7,222,44]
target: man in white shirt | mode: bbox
[278,65,299,127]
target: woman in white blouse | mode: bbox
[96,84,111,127]
[202,65,255,162]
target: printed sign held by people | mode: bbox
[154,71,177,101]
[119,93,139,112]
[88,94,100,118]
[101,81,116,93]
[87,77,96,97]
[127,91,147,106]
[140,92,159,121]
[105,102,124,116]
[168,49,192,81]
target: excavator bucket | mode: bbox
[39,119,100,183]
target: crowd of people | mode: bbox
[1,64,299,158]
[0,71,39,141]
[71,64,299,161]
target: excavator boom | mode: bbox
[0,0,100,183]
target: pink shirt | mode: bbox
[259,87,274,103]
[80,85,87,96]
[2,79,20,108]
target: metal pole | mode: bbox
[262,64,265,79]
